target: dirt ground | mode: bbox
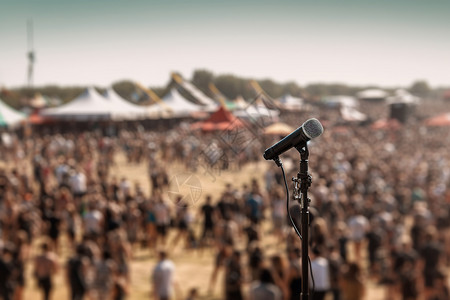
[20,153,388,300]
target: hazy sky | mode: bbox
[1,0,449,88]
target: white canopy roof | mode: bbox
[340,105,367,122]
[178,80,217,109]
[233,95,248,109]
[103,88,147,120]
[234,104,279,121]
[148,88,206,118]
[278,94,305,110]
[387,89,420,105]
[357,89,388,100]
[0,98,26,128]
[42,87,114,120]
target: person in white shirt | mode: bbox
[152,251,177,300]
[70,168,87,198]
[83,201,103,238]
[347,212,369,261]
[249,268,282,300]
[154,198,171,245]
[310,247,331,300]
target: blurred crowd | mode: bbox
[0,103,449,300]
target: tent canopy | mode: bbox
[234,104,280,122]
[340,106,367,122]
[424,112,450,127]
[387,89,420,105]
[232,96,248,110]
[371,118,402,130]
[0,98,26,127]
[278,94,304,110]
[41,87,114,120]
[191,106,246,131]
[357,89,388,100]
[103,88,147,120]
[264,122,295,135]
[178,80,217,109]
[152,88,206,118]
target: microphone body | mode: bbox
[263,118,323,160]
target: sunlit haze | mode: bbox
[1,0,449,88]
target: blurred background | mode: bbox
[0,1,449,300]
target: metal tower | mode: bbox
[27,19,35,87]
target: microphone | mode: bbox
[263,118,323,160]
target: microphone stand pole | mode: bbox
[293,143,312,300]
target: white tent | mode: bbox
[148,88,206,118]
[103,88,147,120]
[0,98,26,128]
[357,89,388,101]
[178,80,217,110]
[42,87,114,120]
[233,95,248,109]
[387,89,420,105]
[340,105,367,122]
[234,104,279,122]
[278,94,305,110]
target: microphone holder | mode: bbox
[292,143,311,300]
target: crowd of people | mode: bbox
[0,100,449,300]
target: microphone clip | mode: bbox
[273,156,282,167]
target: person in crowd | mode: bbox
[171,201,192,250]
[340,262,365,300]
[270,188,286,243]
[429,271,449,300]
[245,186,264,225]
[154,197,171,247]
[347,210,369,262]
[249,267,282,300]
[208,242,232,294]
[185,288,198,300]
[270,254,288,299]
[66,244,89,300]
[199,195,215,248]
[286,248,302,300]
[399,260,419,300]
[365,219,383,276]
[0,243,15,300]
[93,250,116,300]
[419,226,444,300]
[224,250,244,300]
[12,231,28,300]
[152,250,177,300]
[328,244,343,300]
[310,247,331,300]
[83,200,104,241]
[33,241,59,300]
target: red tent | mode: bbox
[371,118,402,130]
[425,113,450,127]
[191,106,246,131]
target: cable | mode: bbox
[279,162,302,240]
[278,159,315,296]
[308,255,315,297]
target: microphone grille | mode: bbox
[303,118,324,139]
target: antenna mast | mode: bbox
[27,19,35,87]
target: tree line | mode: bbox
[0,69,442,109]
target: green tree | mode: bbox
[409,80,431,98]
[192,69,214,94]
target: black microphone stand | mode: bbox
[292,143,312,300]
